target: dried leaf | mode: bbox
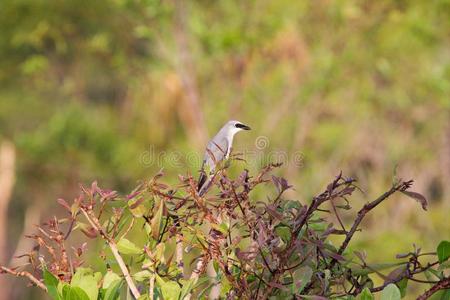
[266,204,283,220]
[354,250,367,263]
[384,266,406,284]
[400,190,428,210]
[80,227,97,239]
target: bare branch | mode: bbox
[0,266,47,291]
[337,180,413,256]
[417,277,450,300]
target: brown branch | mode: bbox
[330,197,346,233]
[348,261,441,296]
[337,180,413,256]
[417,277,450,300]
[0,266,46,291]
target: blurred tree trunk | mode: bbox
[173,0,207,148]
[0,141,16,300]
[440,118,450,205]
[8,203,41,300]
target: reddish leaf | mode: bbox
[325,251,345,261]
[266,204,283,220]
[57,198,71,212]
[128,196,145,209]
[127,191,141,200]
[81,227,97,239]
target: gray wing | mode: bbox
[197,137,229,191]
[202,136,229,174]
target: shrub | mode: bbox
[1,164,449,299]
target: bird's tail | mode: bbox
[197,171,207,192]
[197,171,214,196]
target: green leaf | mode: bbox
[308,222,328,231]
[425,289,449,300]
[358,287,374,300]
[128,196,148,217]
[43,269,61,300]
[210,222,229,235]
[155,274,180,300]
[133,270,152,282]
[58,282,69,298]
[62,285,90,300]
[437,240,450,263]
[381,283,401,300]
[292,266,313,294]
[154,243,165,263]
[179,278,196,299]
[150,198,165,240]
[103,279,122,300]
[102,271,121,289]
[396,278,408,298]
[71,267,100,300]
[275,226,291,242]
[117,238,142,255]
[144,222,152,236]
[438,260,450,271]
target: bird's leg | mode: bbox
[230,151,246,163]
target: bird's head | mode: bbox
[226,120,251,135]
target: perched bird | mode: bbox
[197,120,251,195]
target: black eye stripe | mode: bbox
[235,123,246,128]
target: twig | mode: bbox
[337,181,412,256]
[175,233,184,275]
[185,255,209,300]
[417,277,450,300]
[330,197,346,233]
[0,266,47,291]
[149,273,155,300]
[80,208,141,299]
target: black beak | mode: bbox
[236,123,251,130]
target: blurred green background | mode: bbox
[0,0,449,299]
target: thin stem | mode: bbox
[0,266,47,291]
[149,273,155,300]
[185,255,209,300]
[175,233,184,275]
[80,208,141,299]
[337,181,412,256]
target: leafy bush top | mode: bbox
[1,164,449,299]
